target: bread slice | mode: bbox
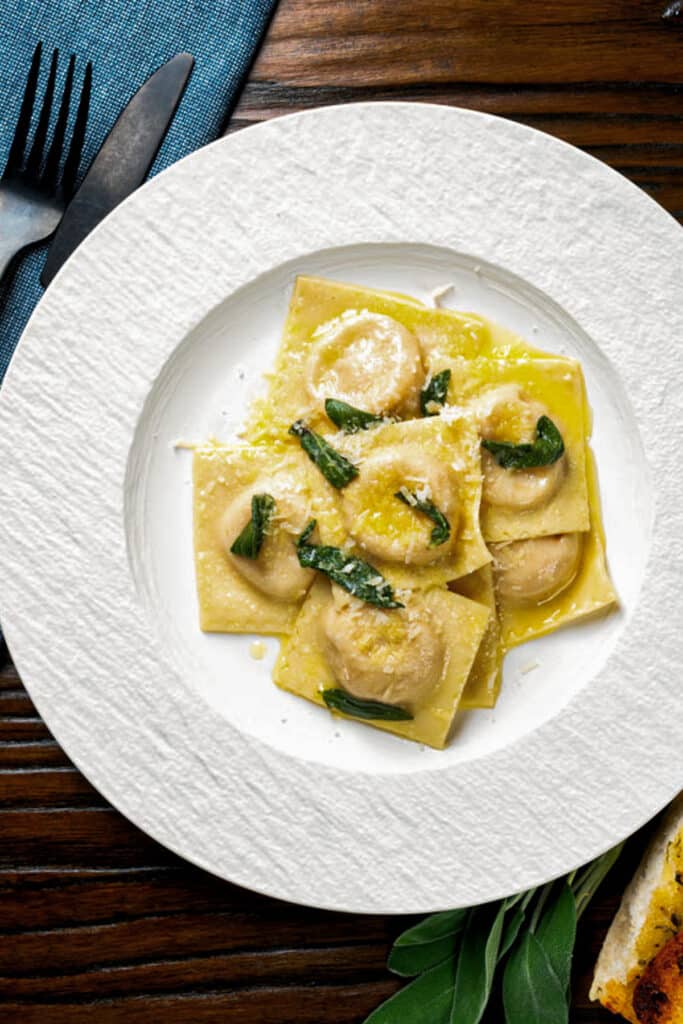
[590,794,683,1022]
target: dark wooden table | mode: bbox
[2,2,681,1020]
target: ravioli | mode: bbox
[274,579,491,749]
[191,275,617,749]
[244,275,492,442]
[193,442,345,634]
[440,357,590,542]
[493,451,617,648]
[449,565,502,709]
[334,415,491,587]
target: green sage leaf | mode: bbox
[364,956,457,1024]
[395,488,451,547]
[535,883,576,993]
[482,415,565,470]
[449,902,506,1024]
[499,908,526,961]
[325,397,385,433]
[322,688,412,722]
[389,909,468,977]
[420,369,451,416]
[229,493,275,559]
[289,419,359,488]
[503,931,569,1024]
[296,520,403,608]
[571,842,624,921]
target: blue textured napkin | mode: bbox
[0,0,278,659]
[0,0,278,382]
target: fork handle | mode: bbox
[0,234,26,283]
[0,188,62,285]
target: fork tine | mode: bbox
[60,61,92,198]
[4,42,42,176]
[24,48,59,182]
[41,54,75,193]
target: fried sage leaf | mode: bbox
[289,419,359,488]
[296,520,403,608]
[229,493,275,559]
[324,398,385,433]
[482,415,565,470]
[323,688,413,721]
[420,369,451,416]
[395,488,451,547]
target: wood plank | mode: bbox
[0,659,20,690]
[235,81,683,120]
[0,944,392,999]
[0,983,397,1024]
[0,768,102,808]
[254,0,683,86]
[0,808,175,868]
[0,690,36,716]
[0,741,73,769]
[0,870,398,937]
[0,717,52,741]
[0,911,395,975]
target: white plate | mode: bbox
[1,103,681,914]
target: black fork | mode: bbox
[0,43,92,282]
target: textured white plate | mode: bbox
[1,103,682,914]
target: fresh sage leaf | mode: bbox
[289,419,359,488]
[503,891,528,912]
[296,520,403,608]
[503,931,569,1024]
[420,369,451,416]
[482,415,565,470]
[388,934,458,978]
[364,956,457,1024]
[393,909,469,949]
[323,688,412,722]
[499,908,526,962]
[449,902,506,1024]
[535,883,576,994]
[229,493,275,559]
[325,397,385,433]
[389,909,468,977]
[395,488,451,547]
[572,842,623,921]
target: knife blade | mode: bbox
[41,52,194,287]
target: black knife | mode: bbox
[41,52,194,287]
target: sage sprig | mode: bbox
[395,488,450,547]
[296,521,403,609]
[420,369,451,416]
[325,398,385,433]
[289,419,359,488]
[229,493,275,559]
[363,843,623,1024]
[482,415,565,470]
[322,689,413,721]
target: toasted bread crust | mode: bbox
[633,931,683,1024]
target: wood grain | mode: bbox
[2,1,681,1020]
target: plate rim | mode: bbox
[1,100,682,913]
